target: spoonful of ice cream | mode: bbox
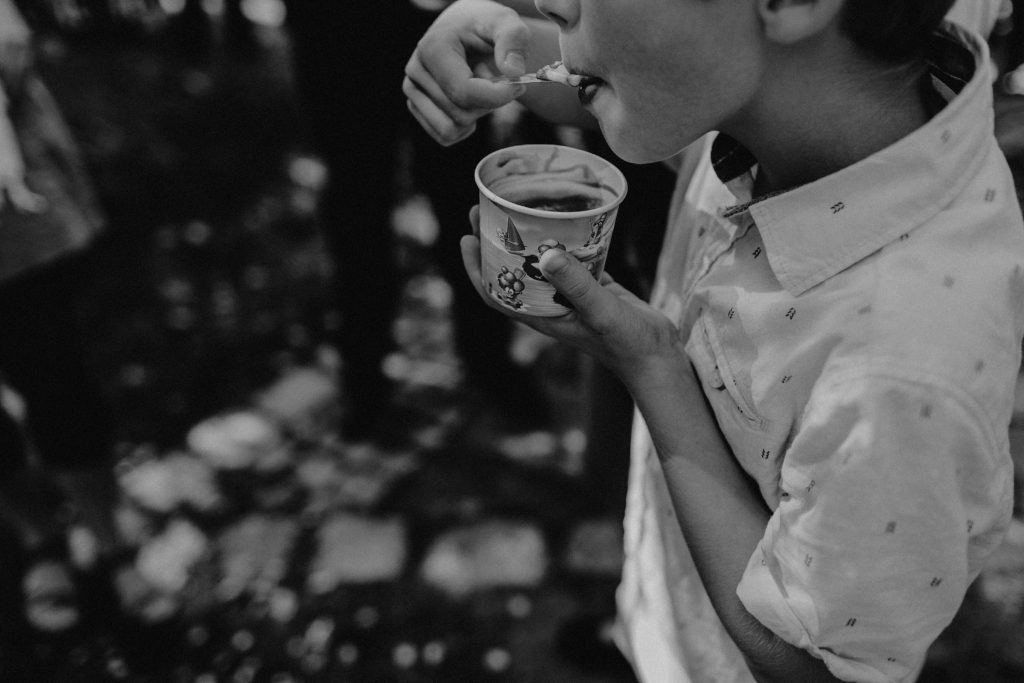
[488,60,595,87]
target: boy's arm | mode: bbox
[578,288,989,681]
[627,356,843,683]
[734,369,1004,683]
[639,361,992,682]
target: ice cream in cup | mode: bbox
[474,144,628,317]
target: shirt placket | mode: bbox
[679,208,755,328]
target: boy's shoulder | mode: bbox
[667,24,1024,420]
[821,156,1024,435]
[690,23,1013,298]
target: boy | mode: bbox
[403,1,1024,681]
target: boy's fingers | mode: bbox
[539,249,615,323]
[462,233,532,318]
[416,33,523,110]
[460,234,488,300]
[405,87,476,146]
[486,10,531,77]
[404,55,495,126]
[6,182,46,213]
[468,204,480,238]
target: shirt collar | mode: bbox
[710,22,993,296]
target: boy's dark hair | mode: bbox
[841,0,958,63]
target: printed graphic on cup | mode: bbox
[474,144,628,317]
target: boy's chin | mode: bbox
[597,115,682,164]
[602,132,674,165]
[604,121,702,165]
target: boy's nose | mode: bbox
[534,0,579,30]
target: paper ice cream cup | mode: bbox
[474,144,628,317]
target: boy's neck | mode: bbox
[730,54,931,197]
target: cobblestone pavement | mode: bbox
[1,8,1022,682]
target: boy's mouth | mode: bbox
[577,77,603,106]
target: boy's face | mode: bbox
[536,0,767,163]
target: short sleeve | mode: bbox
[736,370,1013,683]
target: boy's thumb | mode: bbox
[539,249,606,316]
[492,16,531,76]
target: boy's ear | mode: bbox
[758,0,845,44]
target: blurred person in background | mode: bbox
[0,0,122,638]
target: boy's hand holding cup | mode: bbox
[463,143,682,386]
[471,143,627,317]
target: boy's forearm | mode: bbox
[626,361,841,683]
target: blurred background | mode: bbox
[0,1,1021,681]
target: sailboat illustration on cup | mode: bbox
[498,215,526,254]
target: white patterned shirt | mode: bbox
[615,24,1024,683]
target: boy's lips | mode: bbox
[561,61,602,104]
[576,76,604,106]
[561,59,604,105]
